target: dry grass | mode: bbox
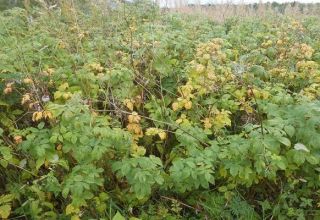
[161,1,320,22]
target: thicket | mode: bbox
[1,1,320,219]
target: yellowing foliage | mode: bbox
[2,3,320,220]
[145,128,167,140]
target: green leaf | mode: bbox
[36,158,45,170]
[306,155,319,165]
[293,152,306,166]
[278,137,291,147]
[0,159,8,168]
[71,215,80,220]
[62,188,69,199]
[37,122,45,129]
[112,211,125,220]
[57,159,69,170]
[230,165,240,177]
[154,175,164,185]
[0,101,9,107]
[0,147,12,161]
[276,160,286,170]
[49,135,58,143]
[218,186,228,192]
[259,200,271,211]
[284,125,295,137]
[71,136,77,144]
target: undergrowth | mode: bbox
[1,1,320,219]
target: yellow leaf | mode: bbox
[58,41,66,49]
[241,102,253,114]
[195,64,205,74]
[23,78,33,84]
[46,68,55,75]
[179,84,193,97]
[21,93,31,105]
[175,118,183,124]
[56,144,62,151]
[158,131,167,140]
[0,194,14,204]
[3,87,12,94]
[184,101,192,110]
[124,99,134,111]
[58,83,69,91]
[0,205,11,219]
[146,128,166,140]
[71,215,80,220]
[89,63,104,72]
[261,91,270,99]
[213,109,231,129]
[32,111,43,122]
[145,128,159,136]
[131,143,146,157]
[62,92,72,100]
[43,110,53,119]
[127,123,142,135]
[126,102,134,111]
[13,136,22,144]
[128,112,141,123]
[176,114,189,125]
[172,102,179,111]
[54,91,62,100]
[66,204,80,215]
[203,53,211,60]
[202,118,212,129]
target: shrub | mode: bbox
[1,1,320,219]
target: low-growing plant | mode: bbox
[1,1,320,219]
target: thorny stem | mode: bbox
[249,86,264,136]
[1,157,38,177]
[160,195,201,212]
[94,97,210,147]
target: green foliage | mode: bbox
[199,192,259,219]
[62,164,104,207]
[169,145,217,192]
[1,1,320,219]
[113,156,164,199]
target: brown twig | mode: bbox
[91,94,210,147]
[160,195,201,212]
[1,157,38,177]
[249,86,264,136]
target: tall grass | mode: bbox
[160,1,320,22]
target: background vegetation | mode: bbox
[1,0,320,219]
